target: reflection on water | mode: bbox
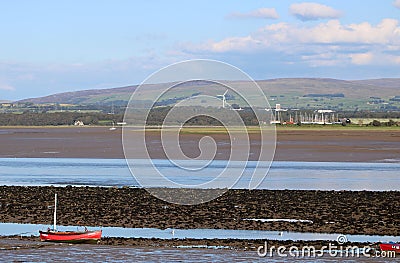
[0,240,257,263]
[0,158,399,190]
[0,240,396,263]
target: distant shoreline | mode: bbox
[0,124,399,130]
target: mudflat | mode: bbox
[0,127,399,162]
[0,236,377,253]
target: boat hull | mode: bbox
[39,230,102,244]
[379,243,400,253]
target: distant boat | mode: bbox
[109,122,117,131]
[39,194,102,243]
[379,242,400,253]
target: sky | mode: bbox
[1,0,400,101]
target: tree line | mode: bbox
[0,108,398,126]
[0,107,260,126]
[0,112,123,126]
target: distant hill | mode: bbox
[351,78,400,89]
[16,78,400,111]
[258,78,399,99]
[17,85,137,105]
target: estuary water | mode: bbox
[2,241,395,263]
[0,158,398,262]
[0,222,397,243]
[0,158,399,190]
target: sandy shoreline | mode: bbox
[0,126,399,162]
[1,186,398,236]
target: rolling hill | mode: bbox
[16,78,400,111]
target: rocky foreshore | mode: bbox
[0,186,398,236]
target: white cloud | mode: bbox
[228,8,279,19]
[349,52,374,65]
[351,52,400,65]
[301,53,343,66]
[200,19,400,52]
[394,0,400,9]
[287,19,400,44]
[0,52,183,100]
[207,36,260,52]
[184,19,400,67]
[290,2,342,21]
[0,83,15,91]
[381,54,400,65]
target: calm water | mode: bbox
[0,223,398,243]
[1,158,399,262]
[0,158,399,190]
[3,241,396,263]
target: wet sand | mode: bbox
[2,237,393,263]
[0,235,376,252]
[0,186,398,236]
[0,127,399,162]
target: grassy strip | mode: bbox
[174,125,400,134]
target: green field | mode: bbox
[146,124,400,134]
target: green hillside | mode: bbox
[15,78,400,111]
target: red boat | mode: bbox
[379,242,400,253]
[39,229,102,243]
[39,193,102,243]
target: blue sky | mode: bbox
[1,0,400,100]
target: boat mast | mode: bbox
[54,193,57,231]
